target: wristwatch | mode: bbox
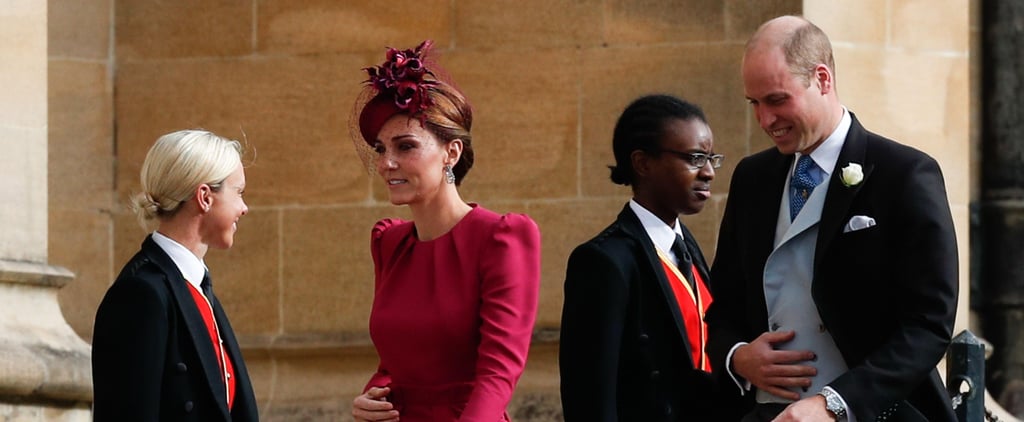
[818,389,848,421]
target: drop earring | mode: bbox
[443,164,455,184]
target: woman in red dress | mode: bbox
[350,41,541,422]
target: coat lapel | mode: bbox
[141,236,232,420]
[616,206,695,361]
[211,293,255,413]
[815,115,874,271]
[755,152,795,271]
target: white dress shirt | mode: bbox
[629,199,686,267]
[152,231,208,294]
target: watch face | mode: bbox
[823,391,846,417]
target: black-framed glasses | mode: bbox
[650,148,725,170]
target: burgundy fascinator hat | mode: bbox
[359,40,437,143]
[351,40,467,171]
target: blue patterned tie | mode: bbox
[790,155,819,221]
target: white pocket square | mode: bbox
[843,215,876,233]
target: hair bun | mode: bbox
[131,192,161,220]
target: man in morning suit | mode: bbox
[705,16,958,421]
[560,95,742,421]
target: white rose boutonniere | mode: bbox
[841,162,863,187]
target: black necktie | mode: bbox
[672,233,696,290]
[201,272,213,299]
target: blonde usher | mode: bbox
[131,130,243,229]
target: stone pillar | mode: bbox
[0,0,92,419]
[981,0,1024,417]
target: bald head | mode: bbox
[746,15,835,86]
[747,16,806,50]
[741,15,842,155]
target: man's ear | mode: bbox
[814,63,834,94]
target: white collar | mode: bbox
[151,231,207,291]
[798,107,851,175]
[629,199,683,258]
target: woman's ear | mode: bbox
[630,149,651,178]
[195,184,213,213]
[445,139,464,166]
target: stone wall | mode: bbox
[4,0,48,263]
[46,1,974,420]
[1,0,93,420]
[48,0,116,345]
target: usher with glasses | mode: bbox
[649,148,725,170]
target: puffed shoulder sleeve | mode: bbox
[365,218,401,392]
[370,218,401,280]
[460,213,541,421]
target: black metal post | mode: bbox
[947,330,986,422]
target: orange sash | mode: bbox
[657,249,713,372]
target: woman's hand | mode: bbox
[352,387,399,422]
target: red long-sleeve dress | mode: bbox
[364,205,541,421]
